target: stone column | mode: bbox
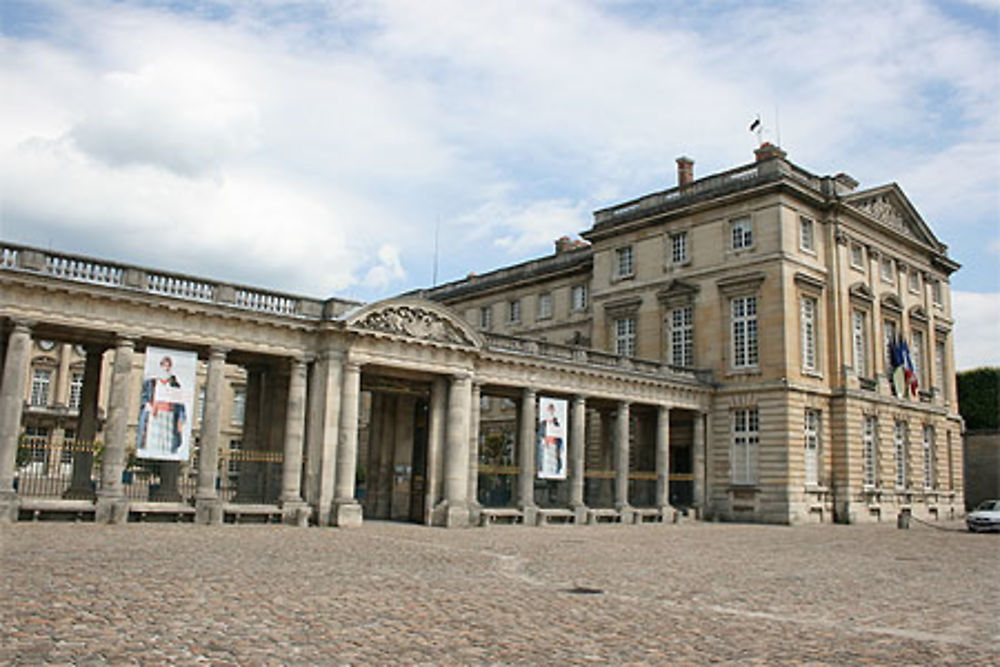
[0,321,32,521]
[615,401,631,519]
[281,356,309,526]
[693,411,706,518]
[64,345,103,500]
[333,360,363,527]
[304,351,342,526]
[438,372,472,527]
[517,387,537,524]
[195,347,227,524]
[424,376,447,525]
[95,336,136,524]
[569,395,587,522]
[466,383,482,519]
[655,405,672,516]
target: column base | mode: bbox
[95,494,129,524]
[519,503,538,526]
[333,499,363,527]
[616,503,636,524]
[570,503,588,525]
[281,499,310,527]
[431,500,471,528]
[195,497,224,525]
[0,490,20,523]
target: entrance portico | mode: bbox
[0,243,714,526]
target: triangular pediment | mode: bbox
[844,184,942,251]
[345,298,482,349]
[657,279,700,305]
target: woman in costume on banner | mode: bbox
[538,401,565,477]
[137,355,187,455]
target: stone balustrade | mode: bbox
[0,242,336,321]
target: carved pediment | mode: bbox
[849,282,874,302]
[852,194,907,232]
[844,185,942,251]
[657,279,700,306]
[348,300,480,348]
[880,293,903,312]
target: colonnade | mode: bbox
[0,319,708,527]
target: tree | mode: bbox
[957,368,1000,431]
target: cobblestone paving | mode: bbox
[1,519,996,665]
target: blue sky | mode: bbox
[1,0,998,368]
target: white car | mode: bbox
[966,499,1000,532]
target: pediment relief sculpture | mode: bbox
[853,195,906,232]
[353,304,476,347]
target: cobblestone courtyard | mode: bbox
[1,520,996,665]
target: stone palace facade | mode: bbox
[0,144,962,526]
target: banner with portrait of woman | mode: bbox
[136,346,196,461]
[537,396,568,480]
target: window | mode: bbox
[731,217,753,250]
[571,284,588,311]
[911,330,925,389]
[922,425,935,489]
[880,257,895,284]
[670,231,689,264]
[908,269,920,294]
[883,319,898,368]
[863,416,878,489]
[731,296,758,368]
[507,299,521,324]
[30,368,51,407]
[37,340,55,351]
[537,292,552,320]
[69,372,84,410]
[232,387,246,425]
[894,421,908,489]
[931,279,943,307]
[670,306,694,367]
[479,305,493,330]
[614,317,636,357]
[480,395,491,411]
[804,409,820,486]
[615,246,634,278]
[850,244,864,269]
[799,216,815,252]
[198,386,206,424]
[732,408,759,485]
[852,310,868,376]
[800,297,818,373]
[934,340,946,396]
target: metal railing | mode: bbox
[14,437,99,498]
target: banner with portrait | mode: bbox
[537,396,568,480]
[136,346,196,461]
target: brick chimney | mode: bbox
[753,142,787,162]
[676,156,694,187]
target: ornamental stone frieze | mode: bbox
[853,195,906,232]
[348,301,479,348]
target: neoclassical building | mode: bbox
[0,144,962,526]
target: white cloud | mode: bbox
[952,291,1000,370]
[0,0,997,320]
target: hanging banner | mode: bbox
[537,396,568,480]
[136,346,196,461]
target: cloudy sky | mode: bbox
[1,0,998,368]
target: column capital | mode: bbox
[114,334,140,348]
[521,386,536,399]
[343,359,361,373]
[207,345,230,359]
[451,371,472,384]
[290,356,309,371]
[8,319,35,334]
[572,394,587,405]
